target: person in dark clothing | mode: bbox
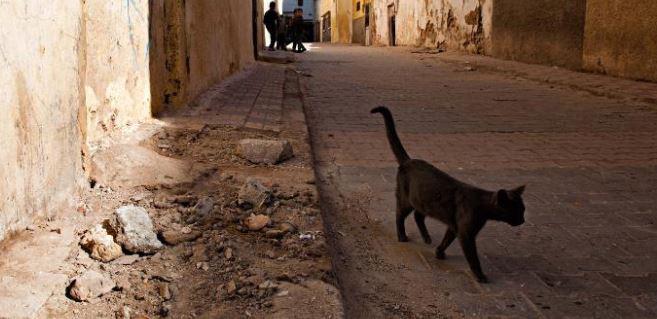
[291,8,307,53]
[276,15,288,51]
[263,2,279,51]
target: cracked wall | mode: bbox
[0,0,260,241]
[370,0,491,53]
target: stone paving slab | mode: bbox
[299,45,657,318]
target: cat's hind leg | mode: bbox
[396,206,413,242]
[435,229,456,259]
[414,212,432,244]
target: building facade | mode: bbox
[0,0,262,242]
[316,0,657,82]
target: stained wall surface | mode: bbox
[381,0,491,52]
[84,0,152,146]
[0,1,86,241]
[150,0,258,112]
[583,0,657,82]
[491,0,587,69]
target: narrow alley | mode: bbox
[299,45,657,318]
[2,1,657,318]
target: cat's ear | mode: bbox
[511,185,526,196]
[496,189,510,206]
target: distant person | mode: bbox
[264,2,279,51]
[292,8,307,53]
[276,15,288,51]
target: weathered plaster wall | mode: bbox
[150,0,257,112]
[352,17,366,45]
[370,0,491,52]
[491,0,587,69]
[0,1,86,241]
[84,0,152,146]
[185,0,256,102]
[336,0,353,43]
[583,0,657,82]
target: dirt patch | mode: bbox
[40,68,341,318]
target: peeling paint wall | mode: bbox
[583,0,657,82]
[0,0,259,241]
[0,1,86,241]
[318,0,352,43]
[84,0,152,146]
[370,0,491,52]
[150,0,258,112]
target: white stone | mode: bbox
[115,205,163,254]
[68,270,116,302]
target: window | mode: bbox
[298,0,303,6]
[356,2,361,11]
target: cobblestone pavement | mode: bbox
[298,44,657,318]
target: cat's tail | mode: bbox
[371,106,411,164]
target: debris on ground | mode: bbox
[79,223,123,262]
[236,139,294,164]
[115,205,163,254]
[244,214,271,231]
[67,270,116,302]
[238,179,273,210]
[42,63,341,318]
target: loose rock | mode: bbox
[68,270,116,302]
[160,229,202,245]
[238,179,272,210]
[112,254,140,266]
[279,222,298,234]
[158,282,172,301]
[244,214,271,231]
[187,197,214,224]
[226,280,237,295]
[80,223,123,262]
[236,139,294,164]
[115,205,163,254]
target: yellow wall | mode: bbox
[353,0,367,19]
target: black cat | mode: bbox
[371,106,526,283]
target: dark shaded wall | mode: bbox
[491,0,587,70]
[150,0,258,114]
[583,0,657,82]
[352,17,365,45]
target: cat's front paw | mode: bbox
[476,275,489,284]
[398,235,409,242]
[435,250,446,260]
[423,236,432,245]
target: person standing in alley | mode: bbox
[292,8,307,53]
[276,14,288,51]
[264,1,279,51]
